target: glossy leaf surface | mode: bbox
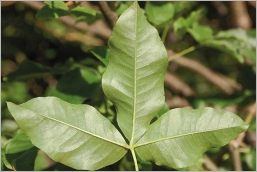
[102,2,168,143]
[7,97,128,170]
[135,107,248,169]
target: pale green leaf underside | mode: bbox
[135,107,248,169]
[102,2,168,143]
[7,97,128,170]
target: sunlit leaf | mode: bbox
[102,2,168,143]
[7,97,128,170]
[135,107,248,169]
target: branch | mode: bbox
[229,102,256,171]
[229,1,252,30]
[203,154,219,171]
[97,1,118,29]
[165,72,195,96]
[22,1,111,40]
[167,50,242,95]
[165,96,191,109]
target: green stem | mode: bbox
[131,147,139,171]
[168,44,201,62]
[161,24,170,43]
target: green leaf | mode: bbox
[91,46,110,66]
[4,59,51,82]
[188,23,213,42]
[7,97,128,170]
[173,10,200,38]
[70,6,96,17]
[145,2,174,28]
[5,129,34,154]
[54,68,101,104]
[204,39,244,63]
[44,1,68,10]
[173,18,187,38]
[245,149,256,170]
[102,2,168,143]
[70,6,96,23]
[34,150,55,171]
[4,147,38,171]
[134,107,248,169]
[213,29,256,64]
[36,1,69,19]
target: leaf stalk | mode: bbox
[130,146,139,171]
[168,44,201,61]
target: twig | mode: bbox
[165,96,190,108]
[229,1,252,30]
[203,154,219,171]
[97,1,118,29]
[34,20,105,46]
[229,102,256,171]
[165,72,195,96]
[161,24,170,43]
[22,1,111,40]
[167,50,242,95]
[168,45,200,61]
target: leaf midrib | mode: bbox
[130,4,138,145]
[18,105,129,149]
[134,125,246,148]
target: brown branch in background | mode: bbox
[229,102,256,171]
[229,1,252,30]
[65,1,81,10]
[248,1,256,8]
[203,154,219,171]
[22,1,111,40]
[211,1,228,16]
[34,19,105,46]
[97,1,118,29]
[165,96,191,109]
[1,1,16,7]
[167,50,242,95]
[165,72,195,96]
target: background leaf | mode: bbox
[36,1,69,19]
[7,97,128,170]
[173,10,200,38]
[54,68,101,104]
[4,59,51,82]
[145,2,174,28]
[91,46,110,66]
[188,23,213,42]
[4,147,38,171]
[5,129,34,154]
[102,2,168,143]
[135,107,248,169]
